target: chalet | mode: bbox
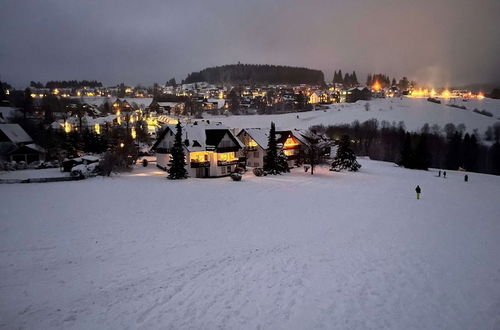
[152,121,243,178]
[148,100,185,115]
[0,124,46,163]
[112,98,133,113]
[237,128,303,168]
[346,87,372,103]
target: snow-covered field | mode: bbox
[1,160,500,329]
[209,97,500,134]
[0,168,68,180]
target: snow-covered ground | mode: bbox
[208,97,500,134]
[1,160,500,329]
[0,168,69,180]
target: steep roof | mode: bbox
[237,128,285,149]
[0,124,33,144]
[152,121,242,152]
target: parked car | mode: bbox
[70,163,101,179]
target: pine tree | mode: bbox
[338,70,343,85]
[167,122,188,179]
[399,132,414,168]
[366,74,372,87]
[330,135,361,171]
[263,122,285,175]
[277,148,290,173]
[445,131,463,170]
[414,133,430,170]
[463,134,478,171]
[351,71,358,86]
[344,73,351,87]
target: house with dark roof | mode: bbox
[0,124,46,163]
[345,87,372,103]
[151,121,243,178]
[236,128,304,168]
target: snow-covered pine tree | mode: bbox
[330,135,361,172]
[277,148,290,173]
[167,122,188,179]
[264,122,286,175]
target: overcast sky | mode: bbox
[1,0,499,88]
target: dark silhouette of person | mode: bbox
[415,185,421,199]
[464,174,468,182]
[438,170,441,177]
[443,171,447,178]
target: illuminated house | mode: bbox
[237,128,303,168]
[148,100,185,115]
[152,121,243,178]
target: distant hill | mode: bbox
[183,64,325,85]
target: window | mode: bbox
[227,166,231,173]
[221,167,226,175]
[254,151,259,157]
[254,162,259,167]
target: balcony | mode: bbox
[155,147,171,154]
[190,161,210,168]
[217,159,239,166]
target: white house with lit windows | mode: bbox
[237,128,303,168]
[152,121,243,178]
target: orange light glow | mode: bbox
[477,92,485,100]
[441,90,451,98]
[283,137,299,149]
[372,81,381,92]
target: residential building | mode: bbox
[152,121,243,178]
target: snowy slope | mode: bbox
[208,97,500,134]
[1,160,500,329]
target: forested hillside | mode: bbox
[183,64,325,85]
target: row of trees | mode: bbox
[312,120,500,175]
[30,80,103,89]
[183,64,325,85]
[332,70,359,87]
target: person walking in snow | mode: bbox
[438,170,441,177]
[464,174,468,182]
[415,185,421,200]
[443,171,447,178]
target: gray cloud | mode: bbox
[1,0,499,88]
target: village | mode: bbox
[1,72,493,182]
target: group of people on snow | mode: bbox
[415,170,470,200]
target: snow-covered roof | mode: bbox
[24,143,46,153]
[238,128,284,149]
[0,124,33,144]
[153,121,243,152]
[157,102,182,108]
[0,107,20,123]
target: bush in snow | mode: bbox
[230,172,242,181]
[71,163,100,179]
[253,168,264,177]
[330,135,361,172]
